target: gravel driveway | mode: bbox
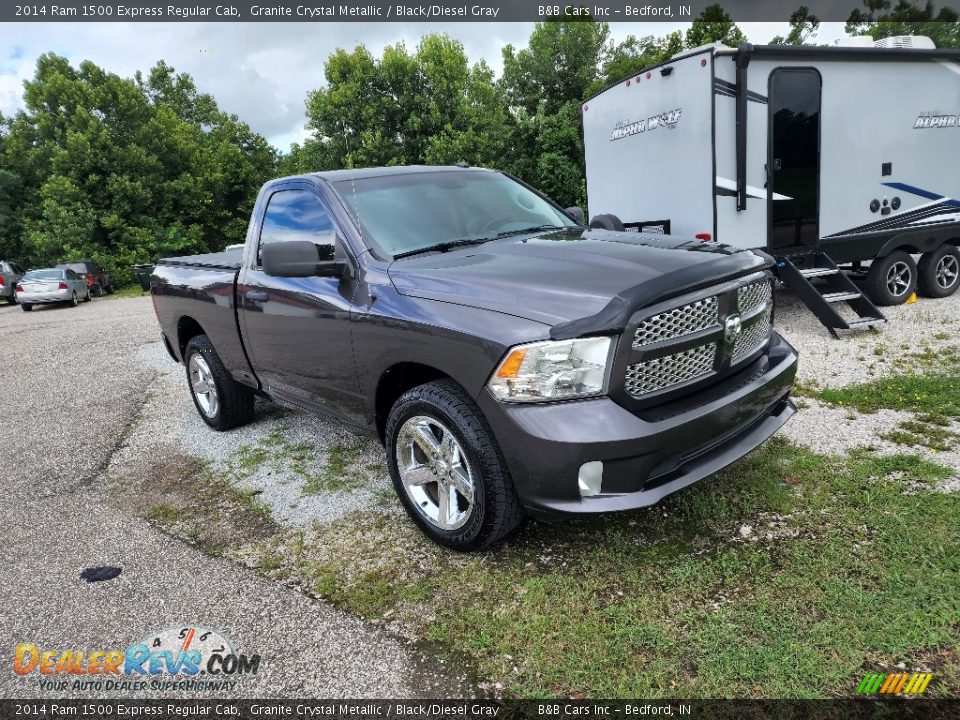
[0,296,470,699]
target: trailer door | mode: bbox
[768,68,821,250]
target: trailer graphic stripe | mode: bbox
[823,202,958,238]
[882,182,960,209]
[823,182,960,238]
[715,176,790,201]
[713,79,768,104]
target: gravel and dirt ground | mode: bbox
[2,283,957,699]
[0,295,471,699]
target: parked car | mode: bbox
[0,261,26,304]
[56,259,113,296]
[17,268,92,311]
[151,166,798,550]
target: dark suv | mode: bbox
[56,260,113,296]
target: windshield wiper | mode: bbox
[392,237,491,260]
[493,224,569,239]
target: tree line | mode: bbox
[0,1,956,285]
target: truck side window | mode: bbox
[258,189,336,266]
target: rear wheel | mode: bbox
[385,379,524,551]
[93,283,103,297]
[21,303,32,312]
[917,244,960,298]
[104,283,115,295]
[69,292,78,308]
[83,288,92,302]
[184,334,254,431]
[7,291,17,305]
[865,250,917,306]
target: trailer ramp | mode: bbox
[777,252,887,337]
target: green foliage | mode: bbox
[295,15,748,211]
[770,6,821,45]
[0,54,277,285]
[3,16,764,276]
[296,35,509,173]
[846,0,960,48]
[685,3,749,48]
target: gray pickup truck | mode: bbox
[151,166,798,550]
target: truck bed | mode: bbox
[157,248,243,271]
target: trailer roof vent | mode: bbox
[835,36,875,48]
[872,35,936,49]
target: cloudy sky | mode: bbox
[0,21,848,152]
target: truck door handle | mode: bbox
[245,290,269,303]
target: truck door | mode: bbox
[238,184,364,426]
[768,68,821,251]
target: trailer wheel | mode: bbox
[917,244,960,298]
[865,250,917,306]
[589,213,624,232]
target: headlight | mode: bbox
[487,337,615,402]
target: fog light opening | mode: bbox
[578,461,604,497]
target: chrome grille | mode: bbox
[625,343,717,397]
[732,308,772,364]
[738,279,772,315]
[633,297,719,348]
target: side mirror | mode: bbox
[565,206,586,226]
[262,241,343,278]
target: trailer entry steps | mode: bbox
[776,252,887,337]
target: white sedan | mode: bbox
[16,268,92,311]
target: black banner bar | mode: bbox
[3,0,957,23]
[2,699,959,720]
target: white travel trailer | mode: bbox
[582,39,960,334]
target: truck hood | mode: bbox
[387,229,770,333]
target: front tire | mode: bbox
[917,244,960,298]
[7,292,17,305]
[385,379,524,551]
[865,250,917,306]
[84,288,92,302]
[184,334,255,431]
[69,292,78,307]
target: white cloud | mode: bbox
[0,21,851,150]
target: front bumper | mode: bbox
[18,289,73,304]
[478,332,798,518]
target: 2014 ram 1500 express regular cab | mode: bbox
[151,166,798,550]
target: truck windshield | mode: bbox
[332,170,576,258]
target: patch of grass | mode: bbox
[816,373,960,417]
[146,504,180,522]
[102,285,147,299]
[882,419,958,452]
[110,451,277,556]
[303,442,367,494]
[227,428,377,496]
[259,439,959,698]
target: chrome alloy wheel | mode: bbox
[886,261,912,298]
[396,415,475,530]
[936,254,959,290]
[188,354,219,418]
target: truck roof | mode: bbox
[301,165,496,183]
